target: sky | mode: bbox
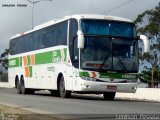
[0,0,160,54]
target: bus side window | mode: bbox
[25,34,31,52]
[57,21,68,45]
[41,29,49,48]
[49,29,57,47]
[32,31,39,50]
[9,39,16,55]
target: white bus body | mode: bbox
[8,14,150,100]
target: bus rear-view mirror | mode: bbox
[138,35,150,53]
[77,30,84,49]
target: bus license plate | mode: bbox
[107,85,117,91]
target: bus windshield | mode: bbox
[80,19,138,72]
[81,19,135,38]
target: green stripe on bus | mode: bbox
[9,48,67,68]
[29,66,32,77]
[8,57,21,68]
[19,57,22,66]
[27,55,31,66]
[99,73,137,79]
[35,51,53,65]
[79,71,137,79]
[79,72,90,77]
[64,48,67,62]
[99,73,121,78]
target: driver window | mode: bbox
[69,19,78,68]
[73,37,78,61]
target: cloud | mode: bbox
[0,0,159,53]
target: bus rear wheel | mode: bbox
[103,92,116,100]
[20,76,26,95]
[19,76,34,95]
[16,79,21,94]
[59,76,71,98]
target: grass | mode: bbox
[0,104,60,120]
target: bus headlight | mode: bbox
[81,76,97,81]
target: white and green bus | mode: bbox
[8,14,150,100]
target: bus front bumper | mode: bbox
[79,80,137,93]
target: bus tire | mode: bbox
[59,76,71,98]
[20,76,27,95]
[16,77,21,94]
[103,92,115,100]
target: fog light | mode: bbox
[81,76,97,81]
[86,85,89,88]
[81,84,90,88]
[132,86,137,90]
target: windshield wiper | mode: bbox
[98,54,111,72]
[114,57,127,71]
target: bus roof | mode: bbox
[10,14,132,40]
[71,14,132,22]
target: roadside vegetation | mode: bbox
[0,49,9,82]
[135,2,160,88]
[0,104,60,120]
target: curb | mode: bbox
[0,82,10,88]
[116,88,160,102]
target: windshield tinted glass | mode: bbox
[112,38,138,71]
[81,19,135,38]
[81,36,138,72]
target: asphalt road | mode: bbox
[0,88,160,119]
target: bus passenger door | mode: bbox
[66,18,79,91]
[71,38,79,91]
[66,37,79,91]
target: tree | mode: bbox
[135,2,160,87]
[139,66,160,88]
[0,49,9,73]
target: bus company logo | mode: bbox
[53,51,57,58]
[47,66,55,72]
[110,78,114,81]
[9,60,16,66]
[2,3,27,7]
[52,51,60,63]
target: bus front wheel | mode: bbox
[59,76,71,98]
[103,92,116,100]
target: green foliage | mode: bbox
[0,73,8,82]
[0,70,2,75]
[139,67,160,88]
[139,67,160,84]
[0,49,9,72]
[139,69,151,83]
[135,2,160,86]
[135,2,160,65]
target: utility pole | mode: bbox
[27,0,53,29]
